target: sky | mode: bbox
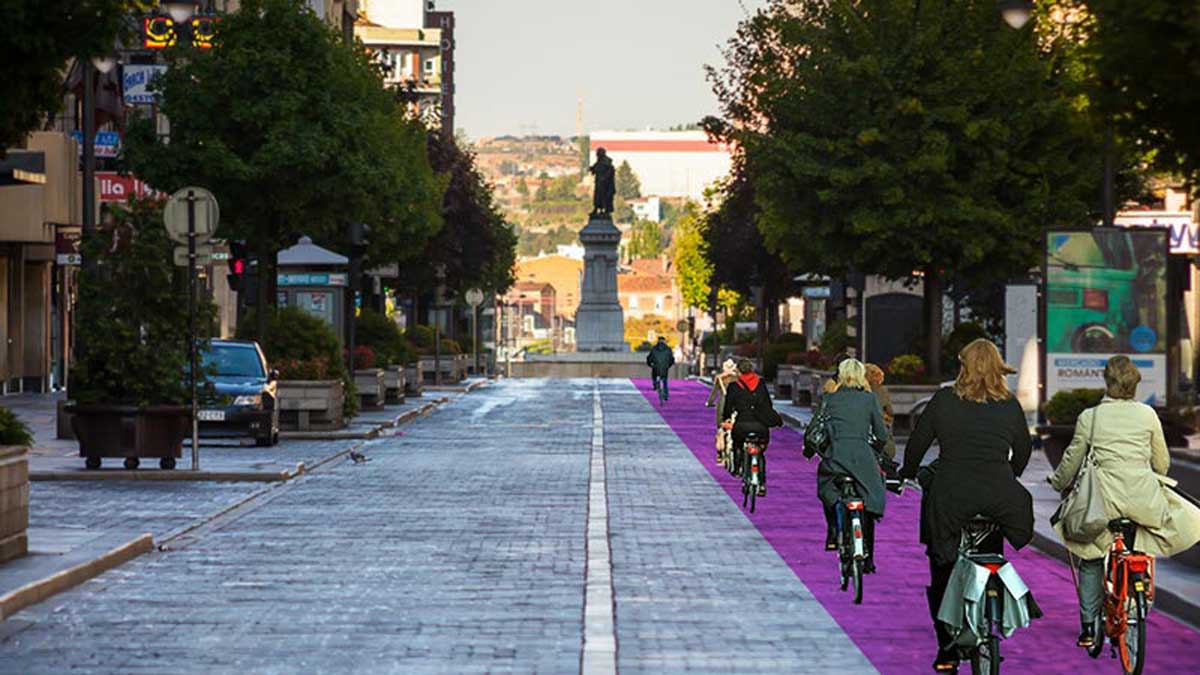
[435,0,768,140]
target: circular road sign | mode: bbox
[465,288,486,307]
[163,187,219,245]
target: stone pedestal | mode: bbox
[576,215,628,352]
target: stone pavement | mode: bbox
[638,379,1200,674]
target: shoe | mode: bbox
[863,557,876,574]
[757,486,766,497]
[933,650,959,672]
[1076,623,1095,648]
[825,528,838,551]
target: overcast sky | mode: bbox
[436,0,767,139]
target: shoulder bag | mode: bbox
[803,398,834,459]
[1054,407,1110,543]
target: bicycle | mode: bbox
[833,476,868,604]
[954,516,1008,675]
[1085,518,1152,675]
[653,375,668,405]
[740,432,766,513]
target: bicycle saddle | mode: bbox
[836,475,856,486]
[1108,517,1137,531]
[744,432,765,442]
[964,515,997,533]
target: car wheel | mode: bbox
[124,457,140,470]
[255,432,278,447]
[160,457,176,470]
[85,456,101,470]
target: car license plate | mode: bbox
[197,410,225,422]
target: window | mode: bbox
[424,58,436,75]
[655,295,664,311]
[629,296,638,310]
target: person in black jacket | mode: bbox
[722,359,783,496]
[899,338,1033,672]
[646,337,676,403]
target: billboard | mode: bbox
[1044,228,1169,405]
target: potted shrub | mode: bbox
[69,198,206,470]
[355,309,410,403]
[0,406,32,562]
[240,307,352,431]
[1039,388,1104,467]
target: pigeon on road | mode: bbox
[349,450,370,464]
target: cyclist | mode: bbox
[722,359,782,496]
[646,336,676,404]
[707,358,740,462]
[815,359,889,568]
[900,339,1033,673]
[1048,355,1200,648]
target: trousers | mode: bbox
[1076,557,1105,624]
[652,374,669,400]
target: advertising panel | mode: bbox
[1044,228,1169,404]
[1114,212,1198,255]
[122,64,167,105]
[97,171,163,202]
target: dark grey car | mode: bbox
[198,340,279,446]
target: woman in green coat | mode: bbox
[815,359,889,565]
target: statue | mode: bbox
[589,148,615,217]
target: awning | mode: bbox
[0,151,46,185]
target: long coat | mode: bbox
[706,371,739,428]
[816,387,890,517]
[1048,398,1200,560]
[646,343,675,377]
[901,387,1033,566]
[722,375,782,445]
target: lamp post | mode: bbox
[997,0,1035,30]
[80,53,117,274]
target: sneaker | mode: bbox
[825,528,838,551]
[757,486,766,497]
[1076,624,1095,648]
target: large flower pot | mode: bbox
[68,404,189,470]
[1037,424,1076,469]
[403,365,423,397]
[383,366,407,404]
[354,369,386,409]
[0,445,29,562]
[419,357,463,384]
[277,379,345,431]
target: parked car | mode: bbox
[197,340,279,447]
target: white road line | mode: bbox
[582,381,617,675]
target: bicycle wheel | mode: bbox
[1119,590,1147,675]
[851,559,863,605]
[970,635,1000,675]
[748,489,756,513]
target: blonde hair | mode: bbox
[864,363,885,387]
[837,358,871,391]
[722,358,738,375]
[954,338,1013,403]
[1104,356,1141,399]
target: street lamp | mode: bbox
[997,0,1034,30]
[161,1,198,23]
[91,55,117,74]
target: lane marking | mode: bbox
[582,381,617,675]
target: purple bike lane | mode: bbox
[635,379,1200,674]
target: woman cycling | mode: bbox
[815,359,889,570]
[1048,356,1200,648]
[706,358,740,462]
[722,359,782,497]
[899,338,1033,672]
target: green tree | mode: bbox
[709,0,1109,376]
[672,203,712,308]
[627,219,663,260]
[0,0,133,152]
[577,135,591,178]
[123,0,443,340]
[616,160,642,200]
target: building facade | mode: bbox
[358,0,455,136]
[589,131,732,201]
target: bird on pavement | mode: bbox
[349,450,370,464]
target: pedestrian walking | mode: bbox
[899,338,1034,673]
[1048,355,1200,648]
[646,336,676,404]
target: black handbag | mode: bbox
[803,401,834,459]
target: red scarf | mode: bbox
[737,372,761,391]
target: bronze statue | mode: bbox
[589,148,615,217]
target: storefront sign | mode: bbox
[122,64,167,105]
[97,172,163,202]
[802,286,831,298]
[55,225,81,266]
[277,273,347,287]
[1114,212,1198,255]
[70,130,120,158]
[1044,228,1170,405]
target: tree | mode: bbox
[1081,0,1200,183]
[616,160,642,200]
[577,135,590,179]
[626,219,663,260]
[709,0,1110,376]
[0,0,132,152]
[672,202,712,309]
[123,0,443,340]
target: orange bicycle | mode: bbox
[1087,518,1153,675]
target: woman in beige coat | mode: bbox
[1049,356,1200,647]
[706,359,740,459]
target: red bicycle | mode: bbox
[1087,518,1153,675]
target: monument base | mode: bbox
[513,352,686,379]
[574,302,627,352]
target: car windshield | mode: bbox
[202,345,264,378]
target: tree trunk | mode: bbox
[924,267,943,379]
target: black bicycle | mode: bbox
[834,476,867,604]
[955,516,1008,675]
[740,432,766,513]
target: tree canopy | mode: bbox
[616,161,642,200]
[671,202,712,309]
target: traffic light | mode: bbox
[226,240,248,291]
[350,222,371,257]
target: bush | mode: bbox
[274,356,335,380]
[352,345,376,370]
[819,319,851,359]
[942,322,991,375]
[789,349,832,369]
[1043,388,1104,426]
[405,325,436,352]
[0,406,33,446]
[634,341,653,352]
[238,307,344,377]
[775,332,806,345]
[355,310,411,366]
[886,354,927,384]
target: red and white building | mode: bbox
[588,130,733,201]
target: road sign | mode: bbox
[465,287,486,307]
[163,187,219,245]
[174,244,212,267]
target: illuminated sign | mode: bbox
[143,15,219,49]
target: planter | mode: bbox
[56,399,76,440]
[383,366,407,404]
[419,356,464,384]
[68,404,189,470]
[354,369,386,409]
[404,365,423,397]
[1036,424,1076,469]
[0,446,29,563]
[277,379,345,431]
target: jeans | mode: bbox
[652,374,669,400]
[1077,557,1105,624]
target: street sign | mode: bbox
[174,245,212,267]
[163,187,219,245]
[465,287,485,307]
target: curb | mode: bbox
[30,469,292,483]
[280,429,379,440]
[0,533,154,621]
[302,400,443,474]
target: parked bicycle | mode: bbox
[834,475,868,604]
[1086,518,1152,675]
[740,432,766,513]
